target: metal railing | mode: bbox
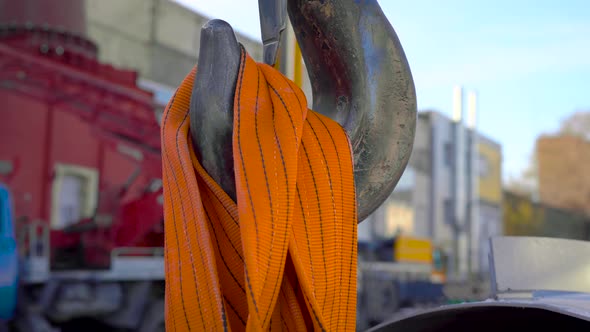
[111,247,164,257]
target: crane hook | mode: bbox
[190,0,417,222]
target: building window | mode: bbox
[444,142,453,167]
[478,153,490,177]
[384,202,415,237]
[50,164,99,230]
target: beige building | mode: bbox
[358,110,504,279]
[536,135,590,216]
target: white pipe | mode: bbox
[467,91,477,129]
[453,86,463,123]
[467,90,479,274]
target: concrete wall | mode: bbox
[419,111,503,278]
[408,113,432,239]
[85,0,317,122]
[86,0,263,90]
[477,202,502,274]
[427,112,455,247]
[412,170,431,238]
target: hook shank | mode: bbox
[287,0,417,221]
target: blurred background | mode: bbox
[0,0,588,331]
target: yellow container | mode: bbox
[394,236,433,264]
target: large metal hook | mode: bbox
[190,0,417,222]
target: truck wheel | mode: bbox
[138,300,165,332]
[356,305,370,331]
[366,279,399,324]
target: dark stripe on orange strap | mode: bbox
[162,46,358,331]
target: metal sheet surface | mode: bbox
[489,236,590,296]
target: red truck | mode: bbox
[0,1,167,331]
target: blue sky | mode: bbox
[173,0,590,182]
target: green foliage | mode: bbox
[503,191,589,240]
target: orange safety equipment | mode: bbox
[161,46,358,331]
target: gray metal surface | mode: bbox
[359,262,433,279]
[22,249,165,283]
[190,0,417,221]
[366,236,590,331]
[47,282,123,322]
[137,299,166,332]
[190,19,240,202]
[288,0,417,221]
[443,280,491,302]
[489,236,590,297]
[103,281,153,329]
[367,296,590,332]
[13,311,59,332]
[258,0,287,65]
[50,256,165,282]
[19,222,50,284]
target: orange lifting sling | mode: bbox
[161,46,358,331]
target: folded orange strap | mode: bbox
[161,46,358,332]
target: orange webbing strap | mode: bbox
[162,46,358,332]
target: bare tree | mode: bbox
[505,154,537,198]
[505,111,590,198]
[558,110,590,140]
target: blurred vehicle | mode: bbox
[356,235,447,329]
[0,1,166,330]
